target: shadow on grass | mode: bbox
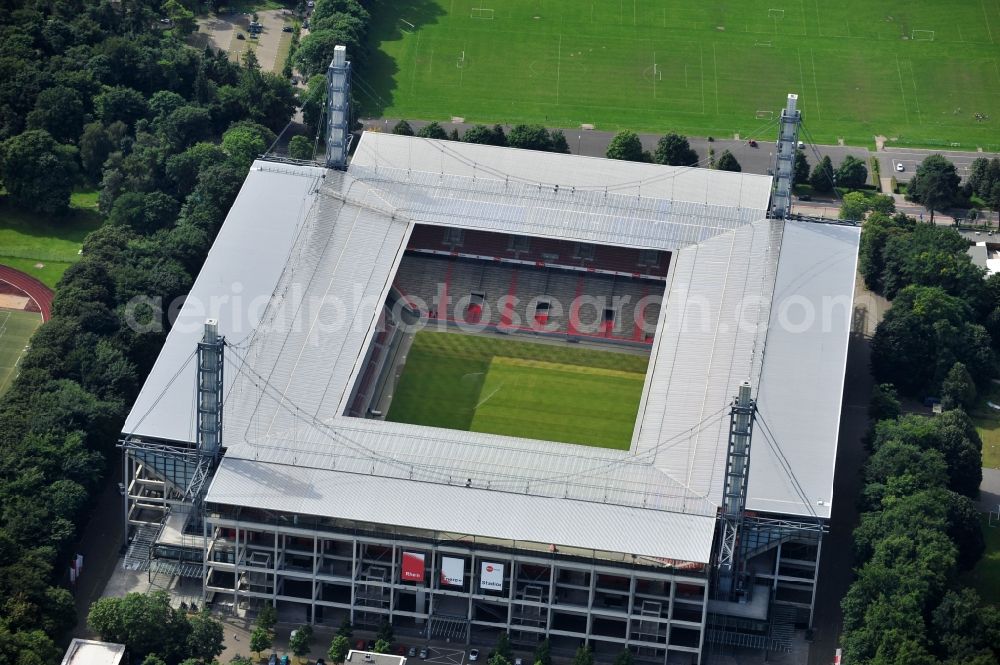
[355,0,445,116]
[0,193,102,246]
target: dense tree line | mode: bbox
[841,386,997,664]
[0,0,298,662]
[860,212,1000,398]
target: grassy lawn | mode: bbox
[273,29,294,74]
[962,515,1000,605]
[0,190,101,290]
[0,309,43,397]
[969,384,1000,469]
[385,330,648,448]
[361,0,1000,148]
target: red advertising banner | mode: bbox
[401,551,425,582]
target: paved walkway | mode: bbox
[980,468,1000,513]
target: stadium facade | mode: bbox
[120,130,859,664]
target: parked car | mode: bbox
[514,659,522,665]
[407,648,417,658]
[280,656,290,665]
[418,648,428,659]
[316,659,326,665]
[468,650,479,662]
[895,162,905,172]
[366,641,376,651]
[796,140,805,149]
[236,32,245,39]
[268,655,277,665]
[302,19,309,28]
[355,640,366,651]
[282,25,293,31]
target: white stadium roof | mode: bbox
[123,134,859,564]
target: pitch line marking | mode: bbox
[895,54,910,124]
[809,48,822,121]
[797,47,806,107]
[699,44,705,114]
[410,32,421,93]
[475,382,506,409]
[907,59,922,123]
[814,0,821,37]
[712,41,719,115]
[634,0,637,25]
[800,0,807,35]
[556,33,562,105]
[985,0,996,43]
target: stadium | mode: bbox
[119,58,859,665]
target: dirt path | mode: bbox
[0,264,54,321]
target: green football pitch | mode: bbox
[385,331,649,449]
[0,309,42,397]
[360,0,1000,149]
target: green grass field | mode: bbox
[0,190,101,289]
[360,0,1000,148]
[385,331,648,448]
[969,384,1000,469]
[962,515,1000,604]
[0,309,43,397]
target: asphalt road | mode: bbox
[875,147,1000,184]
[363,118,869,175]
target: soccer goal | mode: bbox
[911,29,935,41]
[456,50,466,69]
[399,18,415,33]
[471,7,494,19]
[768,8,785,19]
[651,63,662,81]
[755,110,774,119]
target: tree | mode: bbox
[931,589,1000,660]
[839,191,870,220]
[714,149,741,172]
[289,626,313,660]
[907,154,961,222]
[159,105,213,150]
[793,150,810,185]
[571,646,593,665]
[494,633,513,662]
[533,639,551,665]
[375,619,393,644]
[869,383,901,422]
[508,124,553,151]
[392,120,415,136]
[108,192,179,234]
[327,635,350,663]
[870,194,896,215]
[289,135,313,160]
[187,610,225,663]
[810,155,835,193]
[967,157,993,198]
[487,656,510,665]
[0,130,78,214]
[230,657,254,665]
[835,155,868,189]
[88,592,191,664]
[372,640,390,654]
[79,122,116,181]
[222,122,275,170]
[163,0,197,34]
[549,130,570,154]
[25,86,86,144]
[606,130,644,162]
[654,132,698,166]
[298,75,328,136]
[335,618,353,639]
[612,650,633,665]
[941,362,976,411]
[417,122,448,139]
[93,86,149,126]
[249,627,272,659]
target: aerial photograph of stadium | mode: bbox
[1,2,998,665]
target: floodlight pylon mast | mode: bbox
[769,93,801,219]
[325,45,353,170]
[716,380,756,600]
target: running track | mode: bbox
[0,265,53,321]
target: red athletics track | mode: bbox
[0,264,53,321]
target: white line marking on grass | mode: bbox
[556,33,562,104]
[895,54,910,124]
[814,0,821,37]
[475,382,506,409]
[428,48,433,75]
[800,0,807,35]
[700,45,705,114]
[985,0,996,43]
[634,0,637,25]
[810,48,822,120]
[712,41,719,115]
[410,32,420,93]
[663,7,666,27]
[907,59,922,122]
[797,47,806,104]
[994,58,1000,84]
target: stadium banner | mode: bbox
[441,556,465,586]
[480,561,504,590]
[401,551,425,582]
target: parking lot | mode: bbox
[195,8,294,73]
[876,147,1000,183]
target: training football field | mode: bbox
[0,309,42,397]
[360,0,1000,148]
[385,331,648,449]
